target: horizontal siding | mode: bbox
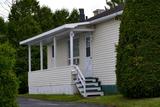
[29,85,77,94]
[56,38,68,66]
[29,66,74,87]
[92,19,120,85]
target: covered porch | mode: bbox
[20,22,95,96]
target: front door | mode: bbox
[84,35,92,77]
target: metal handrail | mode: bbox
[73,65,86,97]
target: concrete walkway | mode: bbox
[18,97,106,107]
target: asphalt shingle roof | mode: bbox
[86,5,124,21]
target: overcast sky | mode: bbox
[0,0,107,20]
[38,0,107,17]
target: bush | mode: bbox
[0,43,18,107]
[116,0,160,98]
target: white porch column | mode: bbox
[28,45,31,72]
[70,31,74,66]
[40,42,43,70]
[53,36,56,67]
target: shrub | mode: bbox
[116,0,160,98]
[0,42,18,107]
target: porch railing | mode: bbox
[73,65,86,97]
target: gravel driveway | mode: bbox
[18,97,106,107]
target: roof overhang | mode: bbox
[20,22,91,45]
[20,10,123,45]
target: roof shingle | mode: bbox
[86,5,124,21]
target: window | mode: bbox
[73,38,79,57]
[68,38,79,57]
[52,45,54,58]
[68,38,80,65]
[86,37,91,57]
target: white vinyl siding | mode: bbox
[56,37,68,66]
[92,19,120,85]
[28,66,74,87]
[28,66,77,94]
[47,44,53,68]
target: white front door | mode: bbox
[84,35,92,77]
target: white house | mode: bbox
[20,5,123,97]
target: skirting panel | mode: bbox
[29,84,78,95]
[101,85,118,95]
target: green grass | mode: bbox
[79,95,160,107]
[19,94,83,102]
[19,94,160,107]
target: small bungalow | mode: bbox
[20,5,123,97]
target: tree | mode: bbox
[8,0,41,45]
[0,17,7,43]
[106,0,125,9]
[53,8,79,27]
[8,0,80,94]
[0,17,6,34]
[116,0,160,98]
[53,9,70,27]
[8,0,42,94]
[35,6,54,32]
[0,42,18,107]
[9,0,40,21]
[67,9,80,23]
[8,15,42,93]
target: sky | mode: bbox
[0,0,107,20]
[37,0,107,17]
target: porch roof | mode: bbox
[20,22,90,45]
[20,10,123,45]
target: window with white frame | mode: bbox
[86,36,91,57]
[68,38,80,65]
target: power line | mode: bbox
[4,0,12,8]
[0,0,10,8]
[0,2,10,12]
[0,0,15,20]
[6,0,12,5]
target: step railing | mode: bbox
[73,65,86,97]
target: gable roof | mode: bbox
[87,5,124,21]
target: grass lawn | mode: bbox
[19,94,83,102]
[19,94,160,107]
